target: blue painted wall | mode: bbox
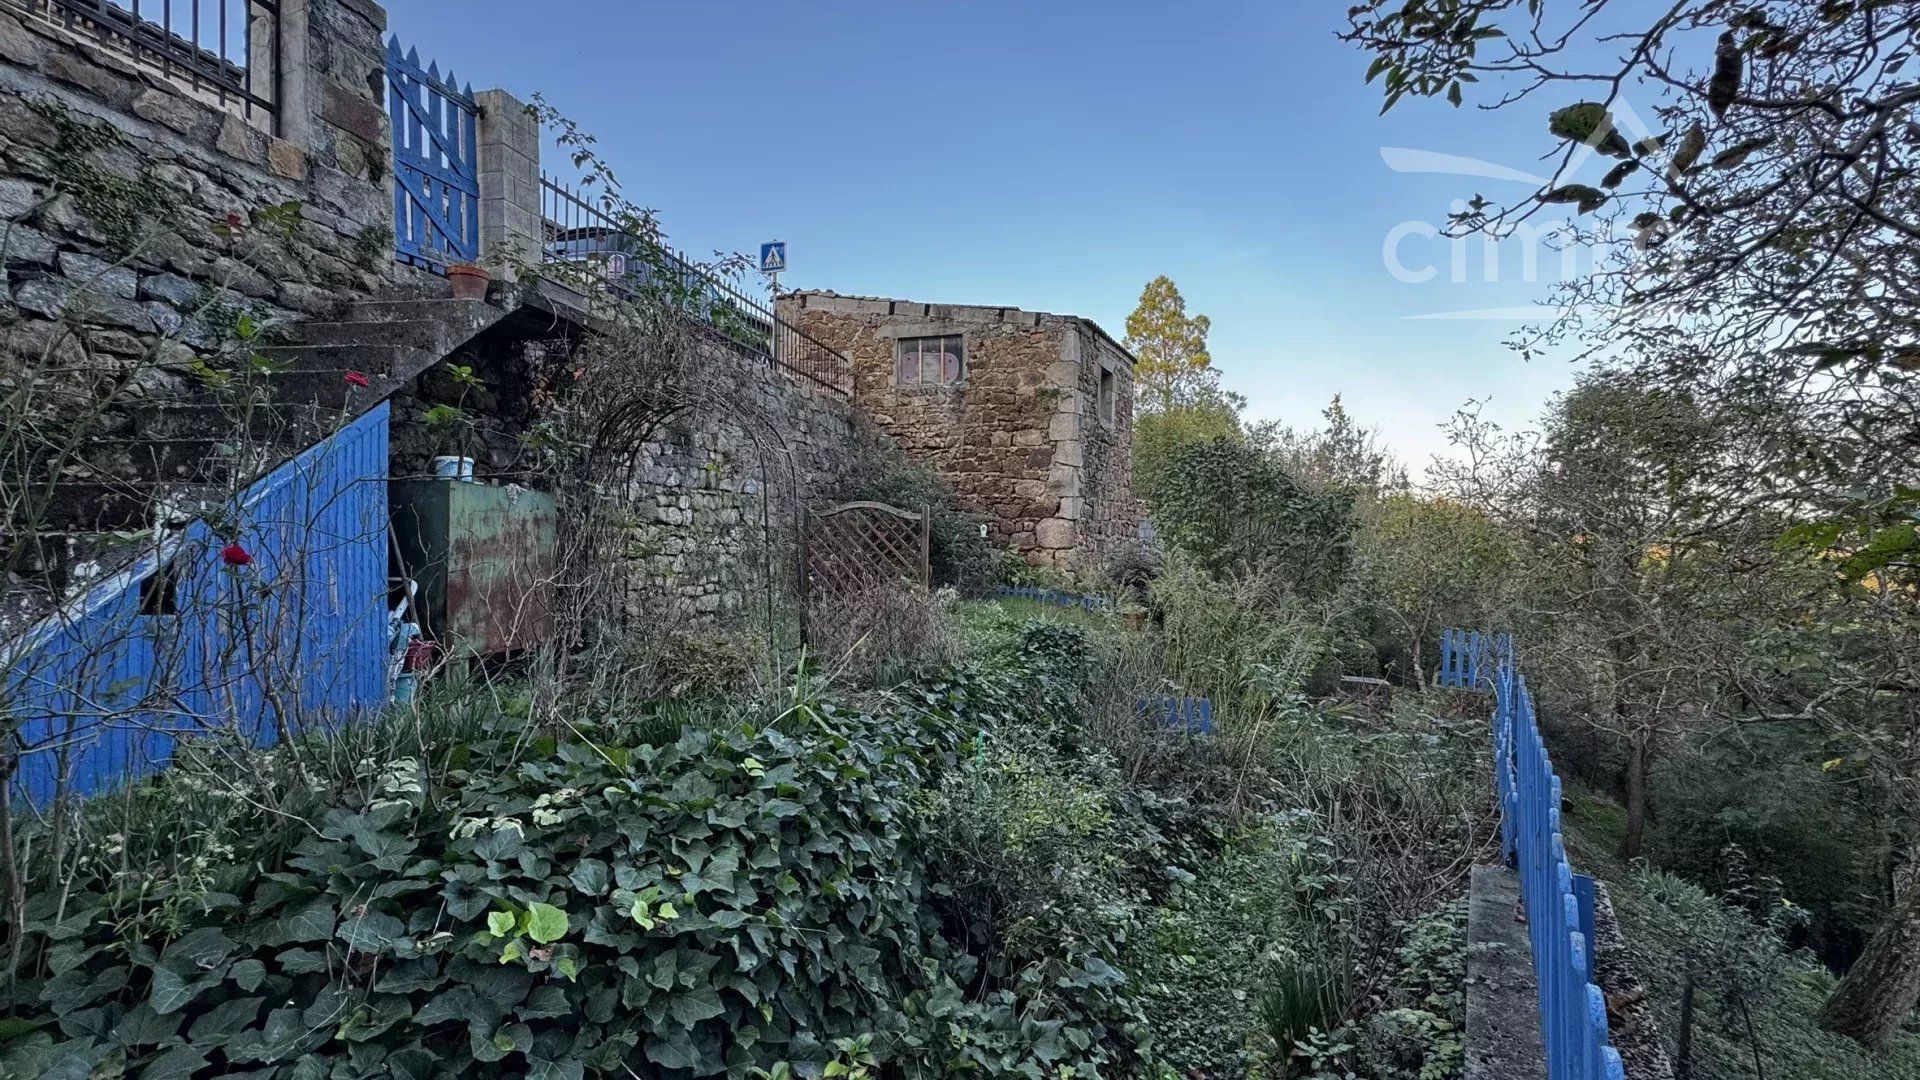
[5,405,393,806]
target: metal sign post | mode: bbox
[759,241,786,366]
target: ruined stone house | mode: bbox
[779,291,1138,569]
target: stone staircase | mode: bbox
[5,294,511,627]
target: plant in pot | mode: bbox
[447,262,490,300]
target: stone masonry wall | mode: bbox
[778,291,1137,570]
[0,1,400,348]
[612,339,893,624]
[1066,319,1139,558]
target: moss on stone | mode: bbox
[28,95,173,255]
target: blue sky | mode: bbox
[390,1,1610,473]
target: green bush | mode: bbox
[852,462,999,594]
[1150,439,1355,595]
[0,633,1128,1080]
[1648,730,1879,968]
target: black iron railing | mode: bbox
[540,175,850,397]
[14,0,278,124]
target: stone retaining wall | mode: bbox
[0,0,401,374]
[613,339,893,625]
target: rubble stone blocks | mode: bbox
[777,291,1139,572]
[0,0,409,381]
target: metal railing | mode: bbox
[13,0,279,125]
[539,175,850,397]
[1472,632,1627,1080]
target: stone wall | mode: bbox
[614,339,893,625]
[0,0,400,361]
[777,291,1137,570]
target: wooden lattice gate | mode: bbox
[802,501,930,645]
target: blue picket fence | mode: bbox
[1140,695,1213,735]
[1475,631,1625,1080]
[4,406,394,806]
[997,586,1112,612]
[387,36,479,271]
[1438,627,1511,689]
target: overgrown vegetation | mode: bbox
[2,531,1490,1080]
[1342,0,1920,1050]
[1565,788,1920,1080]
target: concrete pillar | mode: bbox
[475,88,542,280]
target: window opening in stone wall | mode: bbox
[896,335,964,386]
[1099,365,1115,422]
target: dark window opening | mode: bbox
[138,558,180,616]
[896,335,965,386]
[1099,366,1116,422]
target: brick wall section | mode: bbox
[0,0,402,373]
[777,291,1137,570]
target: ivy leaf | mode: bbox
[645,1029,701,1071]
[281,901,336,944]
[487,911,517,938]
[760,799,804,820]
[669,987,726,1026]
[139,1044,210,1080]
[187,997,264,1046]
[108,1005,177,1049]
[338,911,407,953]
[275,948,326,975]
[229,959,267,993]
[569,859,611,897]
[414,987,479,1028]
[526,902,570,945]
[148,967,218,1015]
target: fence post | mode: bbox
[475,87,543,280]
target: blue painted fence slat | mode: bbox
[1138,695,1212,736]
[6,407,393,806]
[387,36,479,271]
[1458,627,1625,1080]
[1438,628,1513,690]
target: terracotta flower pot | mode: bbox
[448,263,490,300]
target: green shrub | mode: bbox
[851,462,999,594]
[0,635,1124,1080]
[1150,439,1355,595]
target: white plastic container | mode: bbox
[431,455,476,482]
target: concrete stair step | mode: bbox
[33,480,230,531]
[79,434,276,486]
[293,320,443,348]
[257,342,405,376]
[340,297,500,328]
[274,368,400,410]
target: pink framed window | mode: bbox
[896,335,965,386]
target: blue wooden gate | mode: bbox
[1438,627,1512,690]
[387,36,478,271]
